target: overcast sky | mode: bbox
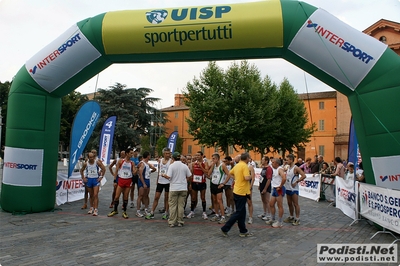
[1,0,399,108]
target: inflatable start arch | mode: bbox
[1,0,400,212]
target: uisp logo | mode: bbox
[146,10,168,24]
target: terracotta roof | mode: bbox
[297,91,336,100]
[363,19,400,35]
[161,105,188,111]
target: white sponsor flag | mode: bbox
[335,177,357,220]
[359,183,400,234]
[299,174,321,201]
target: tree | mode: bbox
[0,81,11,157]
[271,78,315,154]
[184,61,278,155]
[60,91,88,150]
[90,83,167,154]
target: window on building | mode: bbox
[379,36,387,44]
[229,145,234,155]
[188,145,192,155]
[174,112,178,118]
[319,101,324,110]
[174,126,178,131]
[319,120,325,131]
[319,145,325,156]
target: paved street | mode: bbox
[0,162,399,266]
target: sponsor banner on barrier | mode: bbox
[56,171,107,205]
[371,155,400,190]
[254,167,261,187]
[288,8,386,90]
[25,24,101,92]
[102,1,283,54]
[2,147,43,187]
[335,178,357,220]
[299,174,320,201]
[56,172,85,206]
[359,183,400,234]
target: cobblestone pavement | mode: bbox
[0,162,399,266]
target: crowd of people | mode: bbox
[79,148,364,237]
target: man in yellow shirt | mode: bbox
[220,152,253,237]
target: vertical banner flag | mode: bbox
[167,131,178,153]
[348,117,361,169]
[99,116,117,165]
[68,101,101,178]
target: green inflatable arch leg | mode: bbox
[1,0,400,212]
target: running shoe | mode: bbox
[144,209,150,216]
[87,207,94,214]
[81,204,87,210]
[292,219,300,226]
[107,210,118,217]
[221,230,228,237]
[226,211,233,217]
[239,232,254,237]
[122,212,129,219]
[130,202,135,208]
[186,211,195,219]
[202,212,208,220]
[92,209,98,216]
[209,210,216,215]
[162,213,169,220]
[257,213,266,218]
[283,217,295,223]
[218,216,226,224]
[145,213,155,220]
[177,223,184,227]
[210,215,220,222]
[272,221,283,228]
[159,208,166,213]
[262,215,271,221]
[169,223,175,228]
[265,219,275,225]
[247,217,253,224]
[136,211,144,218]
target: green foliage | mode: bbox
[60,91,88,148]
[272,78,315,154]
[184,61,314,156]
[156,135,168,156]
[89,83,167,154]
[0,81,10,155]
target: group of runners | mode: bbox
[79,147,310,234]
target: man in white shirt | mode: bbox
[163,152,192,227]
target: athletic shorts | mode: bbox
[192,182,207,191]
[271,186,286,197]
[210,183,223,195]
[223,184,232,190]
[118,178,132,188]
[86,177,100,188]
[132,174,139,184]
[138,178,150,188]
[259,179,271,194]
[156,183,170,193]
[286,190,299,196]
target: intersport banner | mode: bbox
[56,172,85,206]
[68,101,101,178]
[335,177,357,220]
[167,131,178,153]
[359,183,400,234]
[371,155,400,190]
[288,8,387,90]
[99,116,117,165]
[299,174,320,201]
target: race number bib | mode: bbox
[193,175,202,183]
[122,170,130,178]
[89,169,97,175]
